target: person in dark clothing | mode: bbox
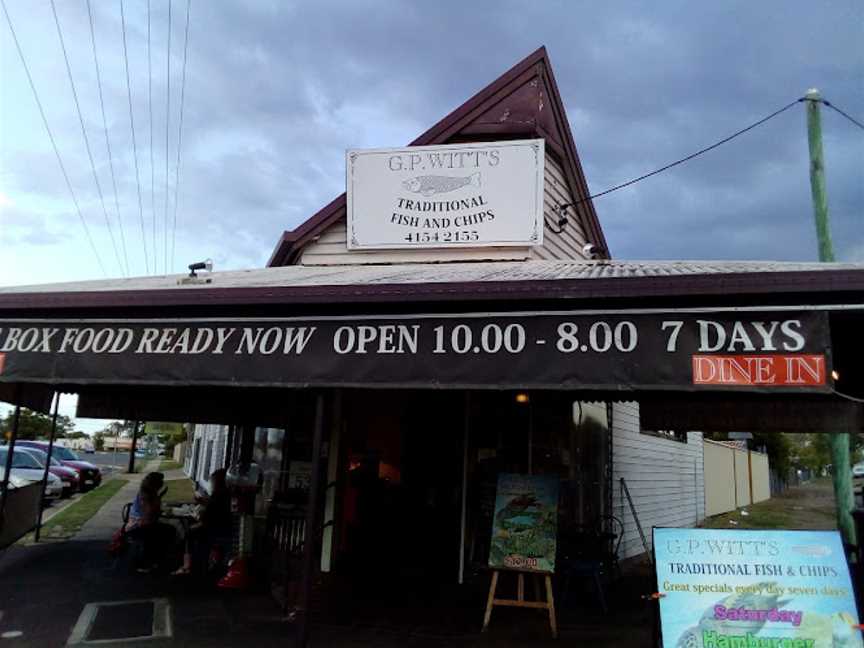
[127,472,176,572]
[173,469,232,575]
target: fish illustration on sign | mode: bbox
[402,172,481,197]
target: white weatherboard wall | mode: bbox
[613,402,705,560]
[186,424,229,492]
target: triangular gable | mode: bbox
[267,46,608,267]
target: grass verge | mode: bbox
[158,460,182,472]
[163,478,196,504]
[38,478,129,540]
[701,479,837,530]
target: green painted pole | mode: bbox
[805,89,835,263]
[805,88,856,550]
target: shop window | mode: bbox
[641,429,688,443]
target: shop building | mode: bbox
[0,47,861,642]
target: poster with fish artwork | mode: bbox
[653,528,862,648]
[346,139,544,249]
[488,473,558,573]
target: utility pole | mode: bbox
[804,88,856,549]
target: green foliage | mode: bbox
[0,407,74,441]
[792,433,833,473]
[99,420,137,438]
[144,421,185,438]
[146,422,187,457]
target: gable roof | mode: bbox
[267,46,608,267]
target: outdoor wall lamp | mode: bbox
[188,259,213,278]
[515,392,530,404]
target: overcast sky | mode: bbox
[1,1,862,431]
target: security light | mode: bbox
[188,259,213,278]
[515,393,529,404]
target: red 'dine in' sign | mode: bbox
[692,354,826,387]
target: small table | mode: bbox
[161,503,200,536]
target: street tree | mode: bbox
[0,407,75,441]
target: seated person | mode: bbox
[127,472,176,572]
[173,469,232,575]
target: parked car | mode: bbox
[15,441,102,491]
[853,463,864,478]
[0,448,63,500]
[16,447,80,497]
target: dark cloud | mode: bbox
[1,0,861,286]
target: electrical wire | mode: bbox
[170,0,191,273]
[821,100,864,131]
[558,98,805,213]
[148,0,156,274]
[119,0,146,279]
[50,0,126,276]
[832,389,864,405]
[164,0,172,275]
[0,0,107,277]
[86,0,138,276]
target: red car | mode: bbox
[16,441,102,491]
[17,447,80,496]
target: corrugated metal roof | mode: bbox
[1,259,861,294]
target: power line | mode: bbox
[119,0,146,279]
[86,0,138,276]
[171,0,191,273]
[49,0,126,277]
[164,0,172,275]
[148,0,156,275]
[821,99,864,131]
[1,0,106,276]
[557,98,805,214]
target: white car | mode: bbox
[0,447,63,499]
[853,463,864,478]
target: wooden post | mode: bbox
[127,421,140,474]
[804,89,856,549]
[458,392,470,585]
[0,387,23,527]
[298,391,325,648]
[747,448,754,507]
[35,391,60,542]
[321,390,342,574]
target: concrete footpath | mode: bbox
[74,460,160,542]
[0,462,295,648]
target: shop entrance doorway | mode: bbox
[337,390,464,586]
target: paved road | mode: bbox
[86,451,160,473]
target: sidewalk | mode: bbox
[75,460,160,542]
[0,460,295,647]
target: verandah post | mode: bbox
[34,390,60,542]
[298,390,326,647]
[127,420,140,474]
[0,385,23,529]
